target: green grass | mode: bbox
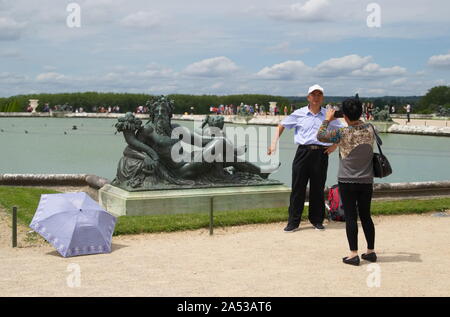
[113,207,289,235]
[113,198,450,235]
[371,199,449,215]
[0,186,60,225]
[0,186,449,236]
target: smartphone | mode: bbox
[333,104,343,118]
[334,108,343,118]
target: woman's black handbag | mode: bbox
[370,125,392,178]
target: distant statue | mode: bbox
[54,103,73,112]
[112,96,280,191]
[436,106,450,117]
[372,105,393,122]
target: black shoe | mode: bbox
[313,223,325,231]
[284,224,299,233]
[362,252,377,262]
[343,255,360,266]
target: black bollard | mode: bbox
[209,197,214,236]
[12,206,17,248]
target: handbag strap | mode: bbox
[369,123,384,155]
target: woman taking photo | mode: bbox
[317,97,377,266]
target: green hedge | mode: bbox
[0,92,292,114]
[0,99,22,112]
[6,90,450,114]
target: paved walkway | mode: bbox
[392,118,449,127]
[1,212,449,297]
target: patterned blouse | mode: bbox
[317,120,375,183]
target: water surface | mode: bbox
[1,117,449,187]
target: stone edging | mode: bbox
[387,125,450,136]
[0,174,110,189]
[320,181,450,199]
[371,181,450,198]
[1,174,449,199]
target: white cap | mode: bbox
[308,84,324,95]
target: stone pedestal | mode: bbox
[99,184,291,217]
[269,101,277,114]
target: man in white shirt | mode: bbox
[268,85,344,232]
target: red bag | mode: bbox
[327,185,345,222]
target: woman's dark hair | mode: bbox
[342,96,362,121]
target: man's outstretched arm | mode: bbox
[268,124,285,155]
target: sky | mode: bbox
[1,0,450,97]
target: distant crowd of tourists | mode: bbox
[209,103,296,116]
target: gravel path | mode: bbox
[0,210,449,297]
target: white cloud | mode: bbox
[183,56,239,77]
[36,72,67,82]
[315,55,372,76]
[391,78,407,86]
[256,60,311,80]
[351,64,406,78]
[315,54,406,78]
[0,17,26,40]
[269,0,331,22]
[254,54,408,94]
[428,54,450,68]
[120,11,161,29]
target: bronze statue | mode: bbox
[112,96,280,191]
[373,106,393,122]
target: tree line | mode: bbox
[415,86,450,114]
[0,86,449,114]
[0,92,292,114]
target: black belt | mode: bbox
[298,144,328,150]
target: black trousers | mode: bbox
[288,146,328,226]
[338,182,375,251]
